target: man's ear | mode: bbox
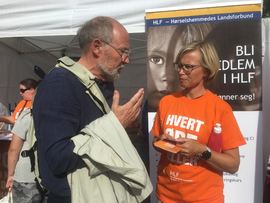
[91,39,103,57]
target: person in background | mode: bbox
[151,41,246,203]
[0,78,38,124]
[33,16,151,203]
[147,23,213,112]
[0,102,9,131]
[6,111,41,202]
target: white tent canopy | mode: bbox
[0,0,262,37]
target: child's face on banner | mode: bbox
[147,24,214,111]
[147,26,182,111]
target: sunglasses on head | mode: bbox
[20,88,30,93]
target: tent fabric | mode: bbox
[0,0,262,37]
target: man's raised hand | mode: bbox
[111,88,144,128]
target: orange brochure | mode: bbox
[154,140,182,154]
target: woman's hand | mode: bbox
[175,138,240,174]
[175,138,206,157]
[6,175,14,192]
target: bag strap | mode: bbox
[56,56,110,114]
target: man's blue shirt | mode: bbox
[33,67,114,197]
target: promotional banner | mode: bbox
[146,2,261,203]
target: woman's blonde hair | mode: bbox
[176,41,220,80]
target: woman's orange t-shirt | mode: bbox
[151,90,246,203]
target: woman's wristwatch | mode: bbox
[200,147,212,160]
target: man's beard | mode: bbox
[97,63,122,82]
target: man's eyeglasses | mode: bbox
[174,63,201,75]
[20,88,30,93]
[101,40,130,61]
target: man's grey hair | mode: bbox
[77,16,114,53]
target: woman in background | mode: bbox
[5,79,41,203]
[0,78,38,124]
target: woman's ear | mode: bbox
[203,68,211,80]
